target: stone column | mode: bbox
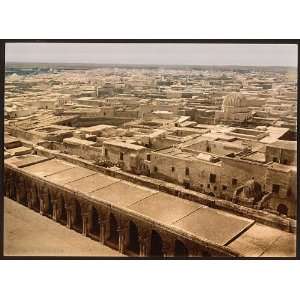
[38,185,46,215]
[6,177,12,198]
[52,199,58,221]
[138,230,150,257]
[39,193,48,215]
[27,192,32,208]
[39,199,44,215]
[82,213,89,237]
[139,243,145,257]
[26,179,33,208]
[66,209,72,229]
[16,176,23,203]
[117,226,126,254]
[9,172,16,200]
[162,241,174,258]
[11,173,17,200]
[25,179,32,208]
[99,218,107,244]
[30,184,38,210]
[4,170,10,197]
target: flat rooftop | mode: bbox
[5,154,295,256]
[81,124,116,133]
[63,137,97,146]
[269,140,297,151]
[5,154,50,168]
[103,140,146,151]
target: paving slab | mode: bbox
[227,223,296,257]
[22,159,75,178]
[173,206,254,245]
[7,146,32,156]
[46,166,96,185]
[129,192,201,224]
[89,181,157,208]
[5,154,50,168]
[65,173,120,194]
[261,234,296,257]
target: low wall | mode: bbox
[34,145,296,233]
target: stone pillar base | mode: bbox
[67,211,72,229]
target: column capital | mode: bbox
[98,217,108,225]
[51,198,58,204]
[64,200,73,211]
[138,228,150,244]
[80,202,91,215]
[81,212,89,219]
[116,225,126,235]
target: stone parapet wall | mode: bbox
[34,145,296,233]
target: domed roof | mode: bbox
[223,93,248,107]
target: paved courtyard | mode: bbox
[4,198,123,257]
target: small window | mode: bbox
[104,149,108,157]
[272,184,280,193]
[154,166,158,172]
[103,112,106,116]
[232,178,238,186]
[207,184,210,188]
[283,159,288,165]
[120,152,124,161]
[185,167,190,176]
[273,157,278,162]
[171,166,175,172]
[214,186,217,191]
[147,154,151,161]
[206,146,210,152]
[222,185,227,191]
[209,174,216,183]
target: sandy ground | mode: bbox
[4,197,123,257]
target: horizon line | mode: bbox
[5,61,297,68]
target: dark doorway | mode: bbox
[277,204,288,215]
[208,192,215,197]
[128,221,140,254]
[90,207,100,236]
[174,240,189,257]
[73,201,83,232]
[150,230,163,257]
[108,213,119,245]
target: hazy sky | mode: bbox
[5,43,298,66]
